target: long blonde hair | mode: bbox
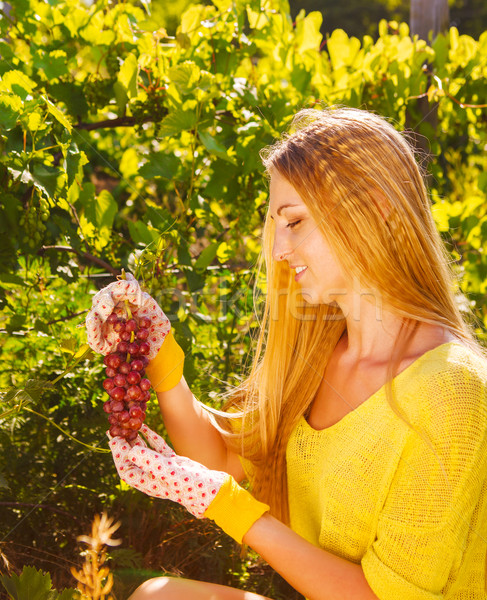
[216,106,479,524]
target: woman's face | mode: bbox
[269,171,348,305]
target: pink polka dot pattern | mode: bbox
[109,424,227,519]
[85,273,171,359]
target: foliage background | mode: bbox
[0,0,486,597]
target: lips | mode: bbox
[294,266,307,282]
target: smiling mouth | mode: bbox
[295,266,307,274]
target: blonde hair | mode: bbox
[216,106,480,524]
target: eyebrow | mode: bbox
[269,204,300,219]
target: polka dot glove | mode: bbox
[109,424,228,518]
[85,273,170,360]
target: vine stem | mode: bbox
[23,407,109,453]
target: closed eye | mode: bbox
[287,220,301,229]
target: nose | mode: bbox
[272,230,291,262]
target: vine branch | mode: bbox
[75,115,149,131]
[38,245,119,276]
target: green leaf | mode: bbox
[43,96,72,132]
[128,220,159,246]
[77,188,117,250]
[145,205,174,231]
[0,70,36,99]
[64,144,87,190]
[0,94,22,130]
[168,61,201,95]
[87,189,118,231]
[118,53,138,99]
[32,164,65,198]
[139,153,180,179]
[0,565,76,600]
[294,11,323,53]
[327,29,361,69]
[0,273,24,288]
[113,80,128,115]
[158,110,197,137]
[48,82,89,119]
[198,130,236,164]
[33,49,69,80]
[194,242,219,272]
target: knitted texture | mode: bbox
[286,342,487,599]
[86,273,170,360]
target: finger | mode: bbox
[140,424,175,456]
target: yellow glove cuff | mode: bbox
[145,329,185,392]
[204,476,270,544]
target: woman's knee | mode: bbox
[128,576,272,600]
[128,576,173,600]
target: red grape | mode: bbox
[129,405,143,419]
[125,430,138,441]
[113,320,125,333]
[140,378,151,391]
[138,316,151,329]
[128,417,142,429]
[127,385,142,400]
[105,354,122,369]
[119,410,130,423]
[117,341,129,353]
[127,342,139,355]
[137,328,149,341]
[111,387,125,401]
[109,425,124,437]
[126,318,137,332]
[138,342,150,355]
[113,373,127,387]
[131,359,144,372]
[111,400,125,412]
[118,362,131,375]
[100,307,156,440]
[120,330,131,342]
[103,378,115,392]
[127,371,141,385]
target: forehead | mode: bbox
[268,172,307,215]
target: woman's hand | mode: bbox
[109,424,269,542]
[85,273,170,360]
[86,274,184,391]
[110,424,227,518]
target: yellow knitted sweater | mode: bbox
[286,342,487,599]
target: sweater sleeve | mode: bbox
[362,362,487,599]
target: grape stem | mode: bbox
[120,269,135,361]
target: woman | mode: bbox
[86,107,487,599]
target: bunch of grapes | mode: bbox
[102,312,153,441]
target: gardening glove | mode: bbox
[109,424,269,544]
[85,273,184,391]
